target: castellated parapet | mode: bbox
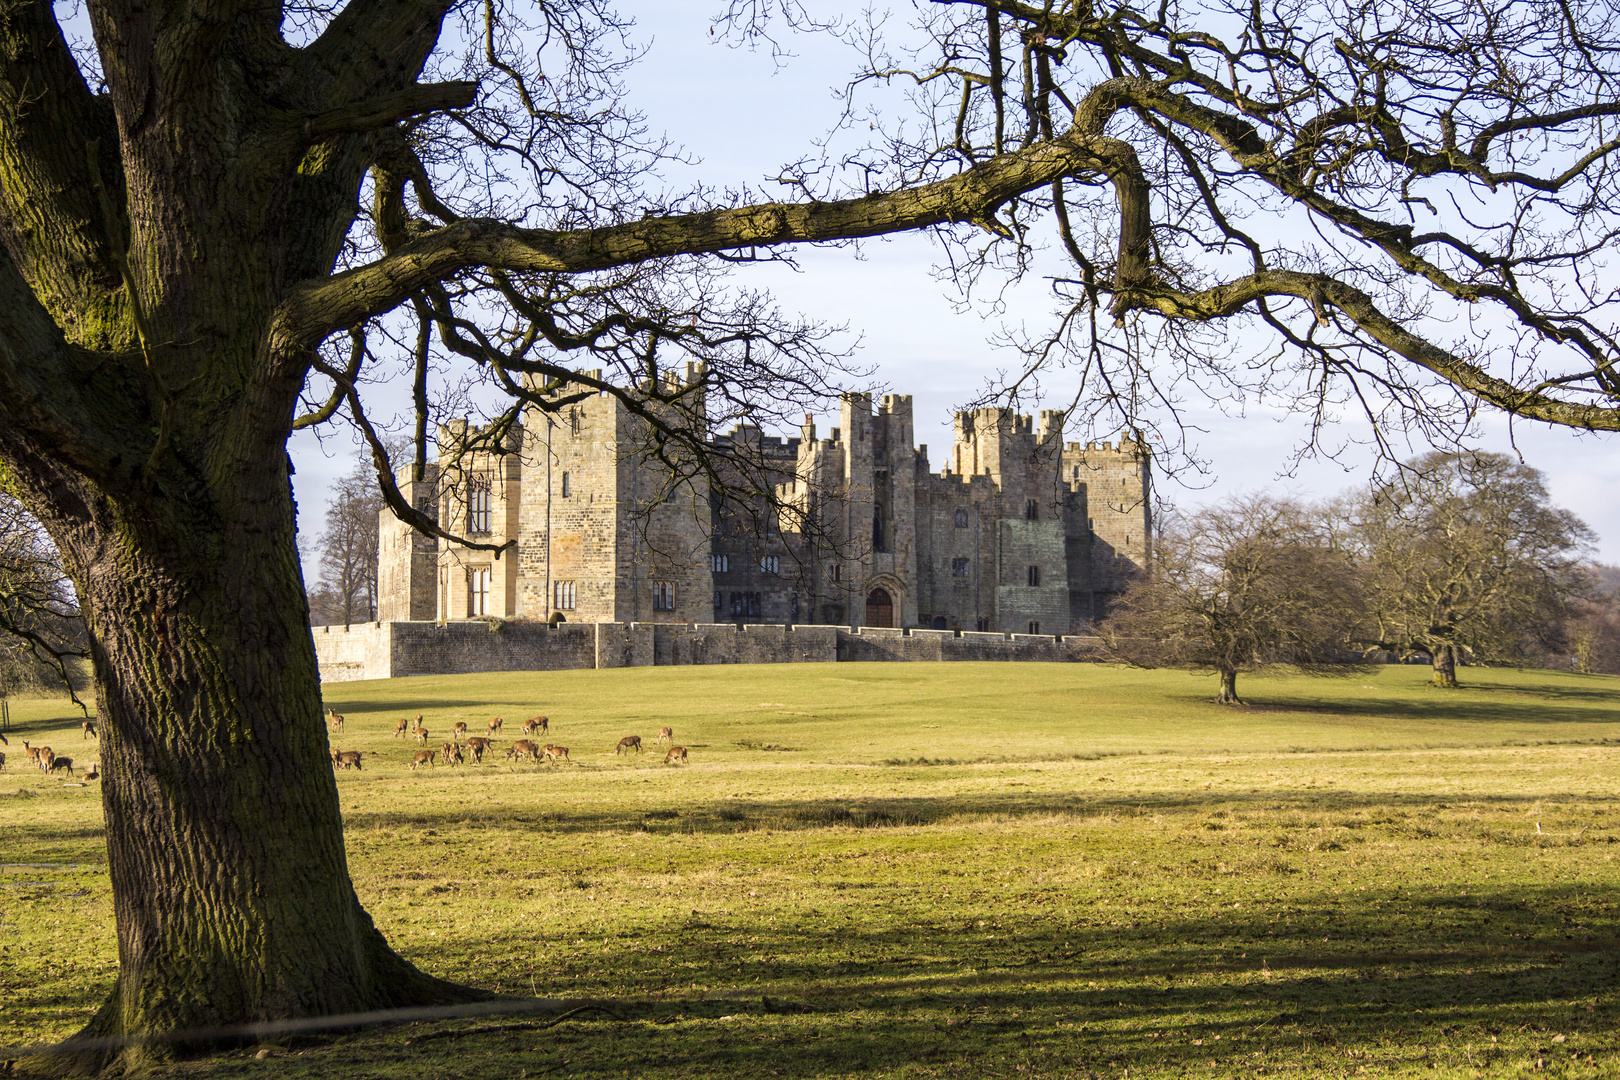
[375,382,1151,633]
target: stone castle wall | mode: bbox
[311,620,1106,682]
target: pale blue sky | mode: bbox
[291,2,1620,566]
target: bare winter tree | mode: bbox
[1346,453,1593,687]
[0,493,87,704]
[7,0,1620,1067]
[1101,495,1361,703]
[310,457,385,626]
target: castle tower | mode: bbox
[1062,434,1152,618]
[517,368,712,624]
[434,419,523,620]
[376,465,440,622]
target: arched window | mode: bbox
[1025,499,1039,520]
[1027,565,1040,587]
[954,508,968,528]
[468,479,492,533]
[560,472,571,497]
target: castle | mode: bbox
[376,372,1151,634]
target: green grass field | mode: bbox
[4,661,1620,1078]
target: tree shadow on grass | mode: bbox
[376,883,1620,1079]
[340,786,1620,838]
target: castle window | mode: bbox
[951,557,970,577]
[710,554,729,573]
[729,591,743,616]
[1027,565,1040,586]
[1025,499,1039,520]
[954,509,968,528]
[1088,518,1095,530]
[1028,621,1041,635]
[652,582,675,611]
[790,593,800,621]
[468,479,492,533]
[872,506,884,550]
[714,590,723,609]
[560,472,571,498]
[553,580,576,610]
[569,408,581,436]
[468,568,490,616]
[1073,466,1080,479]
[976,617,991,632]
[828,564,842,583]
[747,592,762,616]
[760,555,780,575]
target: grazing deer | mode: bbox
[82,719,98,740]
[663,746,688,765]
[656,726,673,745]
[37,747,55,773]
[414,726,430,746]
[327,710,344,734]
[48,756,75,778]
[331,750,363,770]
[441,742,464,766]
[409,749,437,770]
[394,717,411,738]
[505,739,540,764]
[541,744,570,764]
[522,716,548,736]
[82,764,98,781]
[615,735,642,755]
[487,716,504,736]
[0,751,6,771]
[464,736,493,764]
[452,721,469,739]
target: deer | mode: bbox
[656,726,673,745]
[409,749,437,770]
[505,740,540,764]
[441,742,464,766]
[541,744,570,764]
[21,741,42,768]
[522,716,548,736]
[487,716,504,736]
[48,756,75,778]
[82,764,98,781]
[327,710,344,734]
[452,721,469,739]
[460,736,493,764]
[414,726,431,746]
[0,751,6,771]
[393,717,411,738]
[615,735,642,755]
[37,747,55,773]
[82,718,98,740]
[331,750,363,771]
[663,746,688,766]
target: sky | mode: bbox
[289,2,1620,570]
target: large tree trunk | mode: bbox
[33,446,477,1074]
[1431,643,1459,688]
[1216,668,1242,704]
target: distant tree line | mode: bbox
[1104,453,1605,702]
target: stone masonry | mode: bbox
[375,378,1151,638]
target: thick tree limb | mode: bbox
[302,82,478,142]
[271,118,1137,349]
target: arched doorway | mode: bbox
[865,587,894,628]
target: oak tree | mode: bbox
[1347,453,1592,687]
[1101,495,1361,703]
[7,0,1620,1069]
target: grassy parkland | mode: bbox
[3,661,1620,1078]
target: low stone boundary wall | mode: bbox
[311,619,1106,682]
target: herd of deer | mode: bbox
[326,710,689,772]
[0,720,99,780]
